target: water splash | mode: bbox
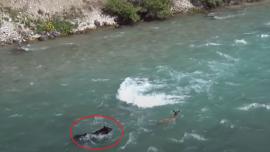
[238,103,270,111]
[116,77,186,108]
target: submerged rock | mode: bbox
[38,35,48,41]
[48,31,61,39]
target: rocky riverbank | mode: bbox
[0,0,262,46]
[0,0,195,46]
[0,0,118,46]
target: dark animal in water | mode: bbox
[158,110,181,124]
[73,126,113,144]
[92,126,112,135]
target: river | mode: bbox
[0,2,270,152]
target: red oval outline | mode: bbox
[70,114,125,151]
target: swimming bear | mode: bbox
[73,126,113,144]
[92,126,112,135]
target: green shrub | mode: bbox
[193,0,224,9]
[53,20,74,35]
[36,20,74,35]
[104,0,141,24]
[36,21,55,33]
[142,0,172,20]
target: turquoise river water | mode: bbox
[1,2,270,152]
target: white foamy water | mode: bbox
[208,12,245,20]
[189,78,212,94]
[220,119,228,124]
[183,133,207,141]
[265,22,270,26]
[244,31,258,35]
[55,113,63,117]
[62,42,75,46]
[225,82,240,86]
[60,83,69,87]
[8,113,23,118]
[216,51,239,62]
[169,132,207,144]
[90,133,113,141]
[205,42,222,46]
[120,132,136,150]
[21,44,49,51]
[189,42,222,48]
[238,103,270,111]
[76,133,112,145]
[91,78,110,82]
[147,146,159,152]
[213,15,236,20]
[260,34,270,38]
[157,66,217,97]
[116,77,186,108]
[213,13,245,20]
[235,39,248,45]
[220,119,235,128]
[208,61,235,77]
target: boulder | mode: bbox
[171,0,195,13]
[94,20,101,27]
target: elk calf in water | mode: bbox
[158,110,181,125]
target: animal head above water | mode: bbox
[172,110,181,117]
